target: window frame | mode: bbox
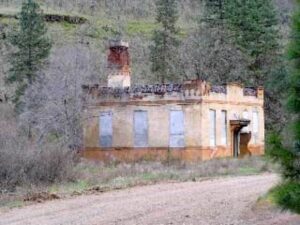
[209,109,217,147]
[133,110,149,148]
[99,111,113,148]
[221,110,228,146]
[169,110,185,148]
[252,110,259,144]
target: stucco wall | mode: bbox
[84,104,203,149]
[83,82,265,161]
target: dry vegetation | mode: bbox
[0,104,76,192]
[74,156,274,190]
[0,154,275,209]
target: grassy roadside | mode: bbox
[0,156,276,211]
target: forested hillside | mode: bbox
[0,0,205,88]
[0,0,294,88]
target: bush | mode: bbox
[0,140,77,191]
[266,132,299,179]
[271,182,300,214]
[0,105,77,191]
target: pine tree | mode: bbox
[204,0,285,130]
[150,0,180,83]
[204,0,226,23]
[7,0,51,107]
[268,0,300,214]
[205,0,279,84]
[225,0,287,131]
[224,0,279,84]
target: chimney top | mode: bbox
[109,39,129,48]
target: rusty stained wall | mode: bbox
[83,83,265,162]
[107,44,131,87]
[108,46,130,69]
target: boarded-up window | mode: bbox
[134,111,148,147]
[210,109,216,147]
[221,110,227,145]
[170,110,185,148]
[253,111,259,144]
[99,112,113,148]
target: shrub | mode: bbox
[0,105,77,191]
[271,182,300,214]
[0,140,77,191]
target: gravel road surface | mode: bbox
[1,174,299,225]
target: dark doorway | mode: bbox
[230,120,250,158]
[233,131,240,158]
[240,133,252,157]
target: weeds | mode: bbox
[0,105,77,192]
[0,153,274,209]
[73,156,274,191]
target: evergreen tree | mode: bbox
[204,0,286,131]
[268,0,300,214]
[225,0,287,131]
[224,0,279,84]
[150,0,180,83]
[204,0,226,23]
[7,0,51,107]
[198,0,246,85]
[205,0,279,83]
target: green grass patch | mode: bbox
[5,200,24,209]
[1,200,24,209]
[110,176,137,188]
[140,172,161,181]
[238,166,260,175]
[61,21,77,31]
[49,180,90,194]
[0,17,16,25]
[125,20,188,39]
[0,7,20,17]
[126,20,158,37]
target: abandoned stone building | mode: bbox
[82,40,265,162]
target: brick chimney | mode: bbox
[107,40,131,88]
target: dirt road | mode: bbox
[0,174,299,225]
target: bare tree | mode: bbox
[20,45,105,149]
[179,26,249,84]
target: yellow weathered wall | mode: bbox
[83,83,265,161]
[148,105,170,147]
[184,105,202,147]
[84,104,203,149]
[83,109,99,148]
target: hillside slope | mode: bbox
[0,0,294,94]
